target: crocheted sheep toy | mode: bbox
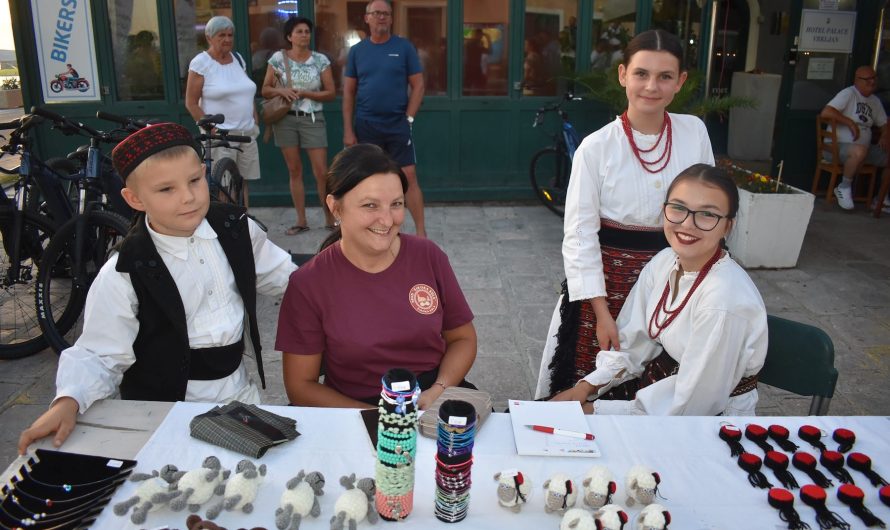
[582,466,616,509]
[275,469,326,530]
[543,472,578,513]
[494,470,533,513]
[205,459,267,520]
[636,503,671,530]
[559,508,596,530]
[330,474,378,530]
[625,465,661,507]
[593,504,628,530]
[113,469,179,524]
[163,456,230,513]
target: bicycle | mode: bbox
[30,108,137,354]
[529,93,583,217]
[0,115,69,359]
[196,114,250,207]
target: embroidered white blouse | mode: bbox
[563,113,714,302]
[55,216,296,414]
[581,248,768,416]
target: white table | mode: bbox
[7,401,890,530]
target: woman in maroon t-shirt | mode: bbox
[276,144,477,409]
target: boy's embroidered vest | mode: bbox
[115,203,265,401]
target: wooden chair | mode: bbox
[758,315,838,415]
[812,116,879,205]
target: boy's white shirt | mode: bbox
[54,215,297,413]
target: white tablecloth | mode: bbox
[85,403,890,529]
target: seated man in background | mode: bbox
[821,65,890,212]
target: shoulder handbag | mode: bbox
[260,50,292,128]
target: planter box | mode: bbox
[726,185,815,268]
[0,88,22,109]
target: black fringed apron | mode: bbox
[547,219,668,396]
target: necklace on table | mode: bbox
[0,494,103,529]
[647,246,723,340]
[19,466,129,493]
[620,111,672,174]
[9,480,118,507]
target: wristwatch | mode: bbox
[406,115,415,125]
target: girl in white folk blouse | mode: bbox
[536,29,714,399]
[552,164,767,416]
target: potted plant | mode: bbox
[0,77,23,109]
[718,159,815,268]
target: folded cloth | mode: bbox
[189,401,300,458]
[419,387,492,439]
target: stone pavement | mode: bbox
[1,197,890,470]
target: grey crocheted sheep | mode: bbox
[163,456,230,513]
[275,469,326,530]
[205,459,267,520]
[330,473,378,530]
[112,469,179,524]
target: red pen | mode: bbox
[526,424,595,441]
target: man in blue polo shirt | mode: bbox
[343,0,427,237]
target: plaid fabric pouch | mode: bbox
[189,401,300,458]
[419,387,492,439]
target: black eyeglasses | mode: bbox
[367,10,392,17]
[663,202,728,231]
[856,76,877,82]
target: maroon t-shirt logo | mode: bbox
[409,284,439,315]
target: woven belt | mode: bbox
[730,374,758,397]
[287,110,311,116]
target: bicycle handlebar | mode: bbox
[31,106,107,141]
[196,114,225,131]
[225,134,252,143]
[0,118,22,130]
[96,110,149,131]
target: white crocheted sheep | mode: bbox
[205,459,267,520]
[275,469,326,530]
[162,456,229,513]
[625,465,660,507]
[494,470,533,512]
[636,503,671,530]
[330,474,378,530]
[543,472,577,513]
[112,470,179,524]
[560,508,596,530]
[593,503,628,530]
[582,465,616,509]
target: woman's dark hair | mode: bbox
[319,144,408,252]
[283,16,314,47]
[623,29,685,70]
[667,163,740,220]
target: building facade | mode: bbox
[9,0,889,205]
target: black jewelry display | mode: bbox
[0,449,136,530]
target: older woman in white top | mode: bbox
[552,164,768,416]
[185,15,261,206]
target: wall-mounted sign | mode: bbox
[30,0,100,102]
[798,9,855,53]
[807,57,835,80]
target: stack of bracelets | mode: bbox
[375,368,420,521]
[434,399,477,523]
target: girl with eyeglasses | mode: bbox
[536,29,715,399]
[551,164,767,415]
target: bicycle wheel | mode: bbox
[530,147,570,217]
[0,207,57,359]
[210,157,244,207]
[36,210,130,354]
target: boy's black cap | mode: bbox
[112,122,200,180]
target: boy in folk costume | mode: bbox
[18,123,296,454]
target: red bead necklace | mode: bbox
[620,111,673,174]
[647,246,723,340]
